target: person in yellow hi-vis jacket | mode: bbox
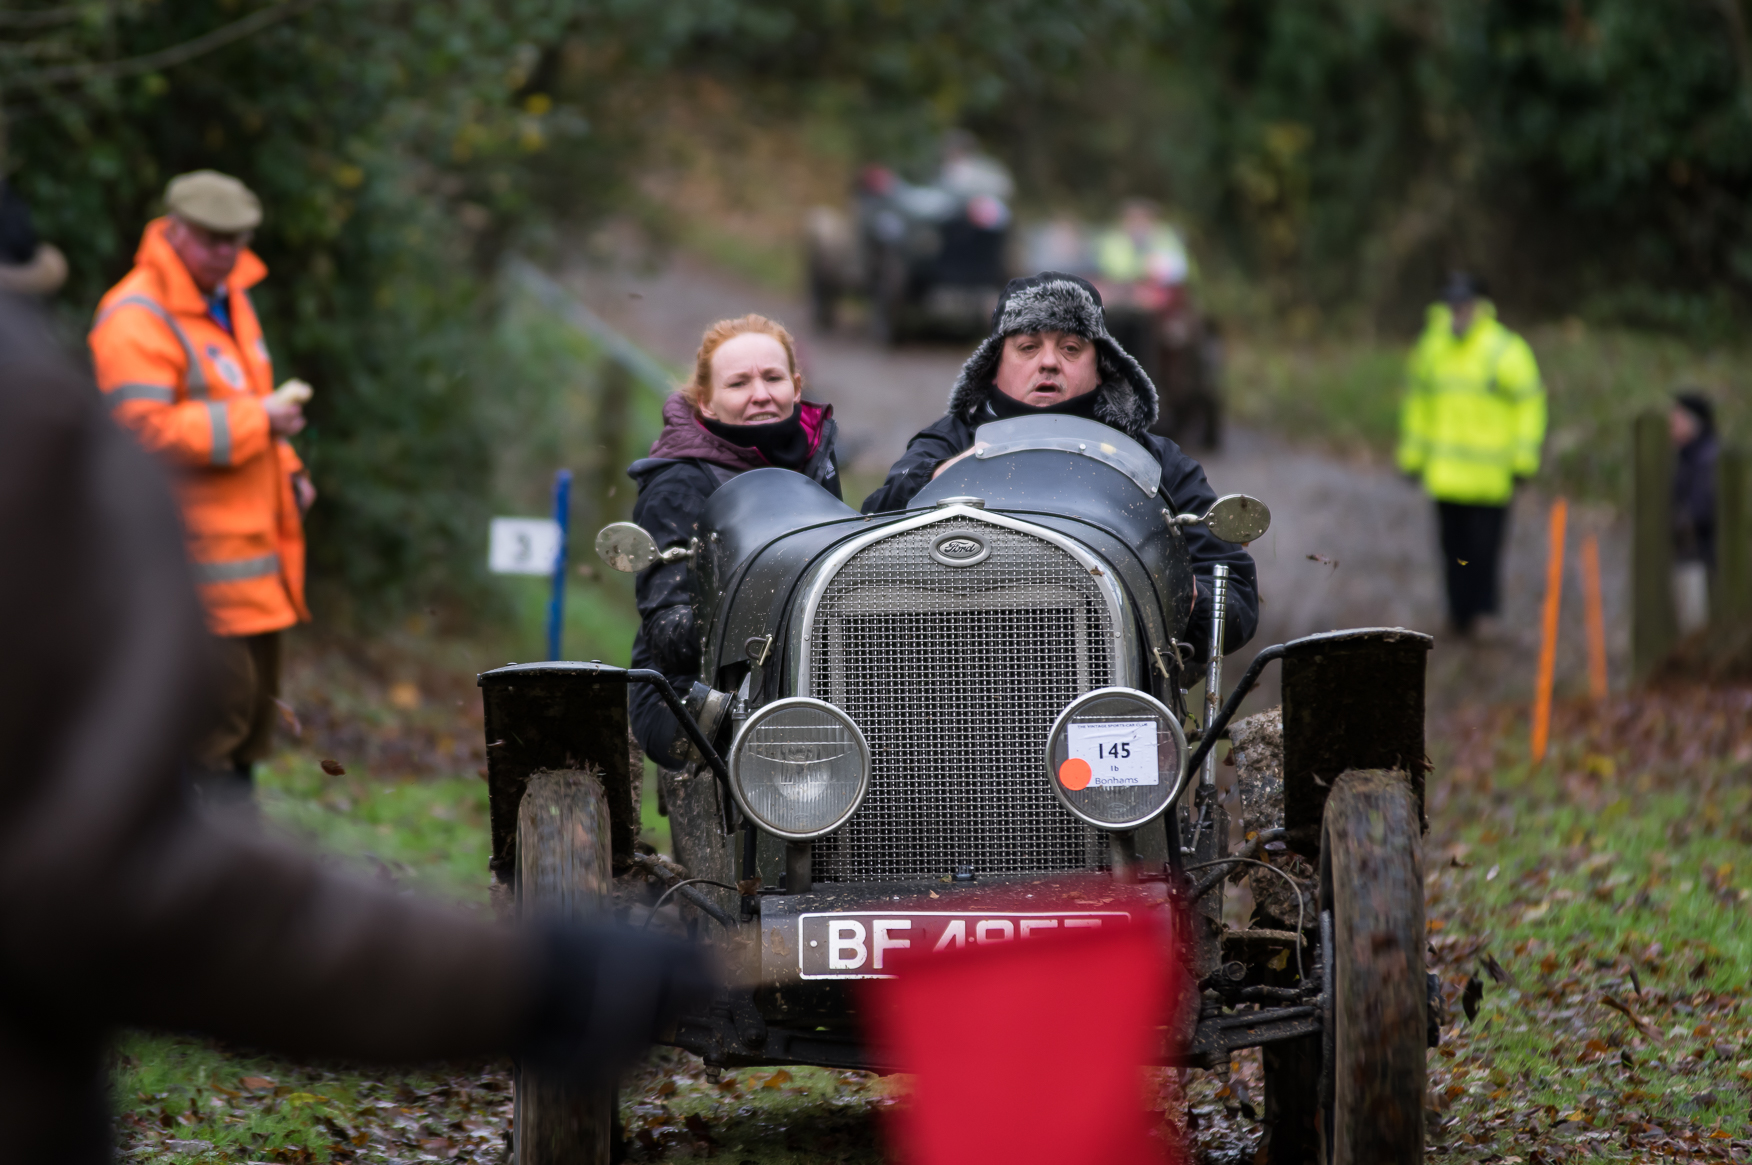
[1397,272,1546,637]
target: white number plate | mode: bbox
[796,910,1132,979]
[1066,719,1159,787]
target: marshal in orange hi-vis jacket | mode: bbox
[89,216,308,638]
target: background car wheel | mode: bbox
[513,770,618,1165]
[1318,768,1426,1165]
[809,266,838,333]
[868,251,908,346]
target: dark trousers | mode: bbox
[1437,501,1509,633]
[189,631,280,807]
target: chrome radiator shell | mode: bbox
[792,506,1137,883]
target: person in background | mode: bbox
[88,170,315,804]
[0,297,712,1165]
[0,176,68,296]
[1670,390,1719,636]
[627,314,841,769]
[1094,198,1194,293]
[1397,271,1546,639]
[936,129,1014,202]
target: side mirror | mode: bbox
[1205,494,1271,544]
[596,522,660,573]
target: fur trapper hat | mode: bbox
[947,271,1158,437]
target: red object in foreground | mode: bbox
[867,911,1181,1165]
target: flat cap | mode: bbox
[164,170,261,233]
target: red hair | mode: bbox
[682,314,801,411]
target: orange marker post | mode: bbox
[1579,533,1608,702]
[1531,497,1569,764]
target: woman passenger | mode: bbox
[627,314,841,768]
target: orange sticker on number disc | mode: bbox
[1057,758,1092,791]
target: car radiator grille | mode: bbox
[806,519,1113,883]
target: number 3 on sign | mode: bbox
[1065,721,1157,787]
[488,517,562,576]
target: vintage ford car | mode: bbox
[480,414,1437,1165]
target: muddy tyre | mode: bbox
[513,770,617,1165]
[1318,769,1426,1165]
[809,266,838,332]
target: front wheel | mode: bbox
[1319,769,1426,1165]
[513,770,618,1165]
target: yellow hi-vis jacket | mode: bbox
[1396,301,1545,505]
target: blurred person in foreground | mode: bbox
[628,314,841,771]
[0,176,68,296]
[88,171,315,804]
[0,295,711,1165]
[859,271,1256,667]
[1397,271,1546,639]
[1670,390,1719,636]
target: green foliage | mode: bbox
[1160,1,1752,331]
[6,0,627,620]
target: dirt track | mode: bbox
[564,250,1631,714]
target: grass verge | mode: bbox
[1420,687,1752,1161]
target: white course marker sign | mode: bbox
[488,517,562,576]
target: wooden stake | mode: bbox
[1631,412,1676,679]
[1531,497,1569,764]
[1580,533,1608,701]
[1717,447,1749,626]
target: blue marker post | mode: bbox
[545,469,572,660]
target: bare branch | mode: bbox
[3,0,320,89]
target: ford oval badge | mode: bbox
[929,531,991,567]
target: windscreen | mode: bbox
[969,415,1162,497]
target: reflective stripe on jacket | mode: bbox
[1396,301,1546,506]
[89,218,308,636]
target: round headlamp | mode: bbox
[729,697,872,840]
[1044,687,1187,830]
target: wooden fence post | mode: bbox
[1631,411,1676,681]
[1580,533,1608,701]
[1531,498,1568,764]
[1716,446,1749,626]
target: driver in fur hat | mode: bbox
[861,270,1257,667]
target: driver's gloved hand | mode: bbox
[517,921,719,1087]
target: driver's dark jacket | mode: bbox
[861,403,1258,668]
[629,396,841,767]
